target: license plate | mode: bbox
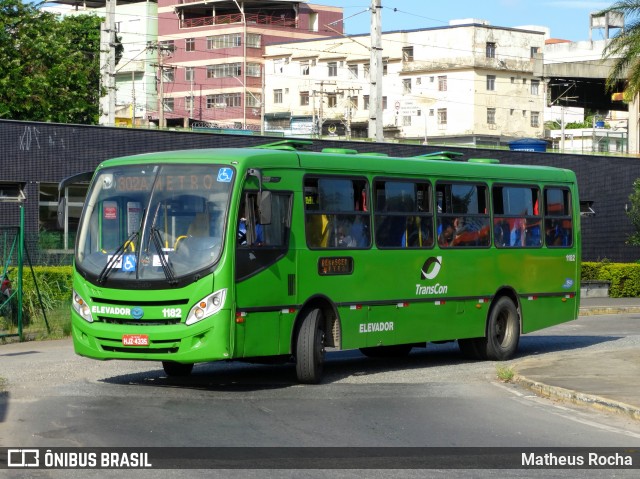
[122,334,149,346]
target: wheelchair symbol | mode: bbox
[217,168,233,183]
[122,254,137,272]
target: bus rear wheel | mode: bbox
[483,297,520,360]
[295,308,325,384]
[162,361,194,377]
[360,344,413,358]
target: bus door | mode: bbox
[235,190,295,358]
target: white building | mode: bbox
[264,20,547,144]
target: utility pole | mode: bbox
[368,0,383,142]
[233,0,247,129]
[99,0,116,126]
[131,71,136,126]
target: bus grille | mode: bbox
[96,316,182,326]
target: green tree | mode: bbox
[0,0,102,124]
[599,1,640,99]
[626,179,640,245]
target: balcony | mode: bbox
[181,12,298,29]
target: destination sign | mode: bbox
[318,256,354,276]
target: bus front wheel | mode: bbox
[295,308,325,384]
[484,297,520,360]
[162,361,194,377]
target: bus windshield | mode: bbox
[75,163,234,283]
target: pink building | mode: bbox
[156,0,343,129]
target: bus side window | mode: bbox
[544,188,573,248]
[374,179,433,249]
[492,185,541,248]
[304,177,370,249]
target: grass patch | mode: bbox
[1,305,71,342]
[496,364,515,383]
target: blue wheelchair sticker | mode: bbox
[217,168,233,183]
[122,254,137,272]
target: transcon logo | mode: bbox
[421,256,442,280]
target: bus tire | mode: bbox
[483,297,520,360]
[295,308,325,384]
[359,344,413,358]
[162,361,194,377]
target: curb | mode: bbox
[579,306,640,316]
[514,375,640,421]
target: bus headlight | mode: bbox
[72,290,93,323]
[186,289,227,326]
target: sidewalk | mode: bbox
[514,297,640,420]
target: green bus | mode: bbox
[60,140,580,383]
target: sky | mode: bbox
[309,0,616,42]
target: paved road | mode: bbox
[2,312,640,477]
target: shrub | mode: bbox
[581,262,640,297]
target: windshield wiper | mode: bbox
[97,231,139,285]
[150,227,177,285]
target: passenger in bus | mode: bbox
[510,218,526,247]
[401,216,431,247]
[349,216,368,247]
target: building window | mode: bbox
[523,78,527,84]
[438,75,447,92]
[403,78,412,94]
[207,33,241,49]
[162,67,174,83]
[185,67,194,83]
[162,97,174,112]
[382,96,387,109]
[530,46,539,58]
[487,108,496,125]
[274,89,283,104]
[486,42,496,58]
[486,75,496,91]
[300,60,309,76]
[207,93,241,108]
[327,93,337,108]
[246,63,261,77]
[363,95,369,109]
[300,91,310,106]
[207,63,241,79]
[246,93,261,108]
[348,64,358,78]
[185,38,195,52]
[40,183,87,251]
[185,95,193,113]
[437,108,447,126]
[383,61,388,75]
[328,62,338,77]
[531,111,540,127]
[349,96,358,109]
[531,80,539,95]
[403,115,411,126]
[160,40,175,53]
[402,46,414,62]
[247,33,261,48]
[363,63,370,78]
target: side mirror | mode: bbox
[258,190,272,225]
[56,197,66,230]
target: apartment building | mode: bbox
[263,20,547,144]
[155,0,342,129]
